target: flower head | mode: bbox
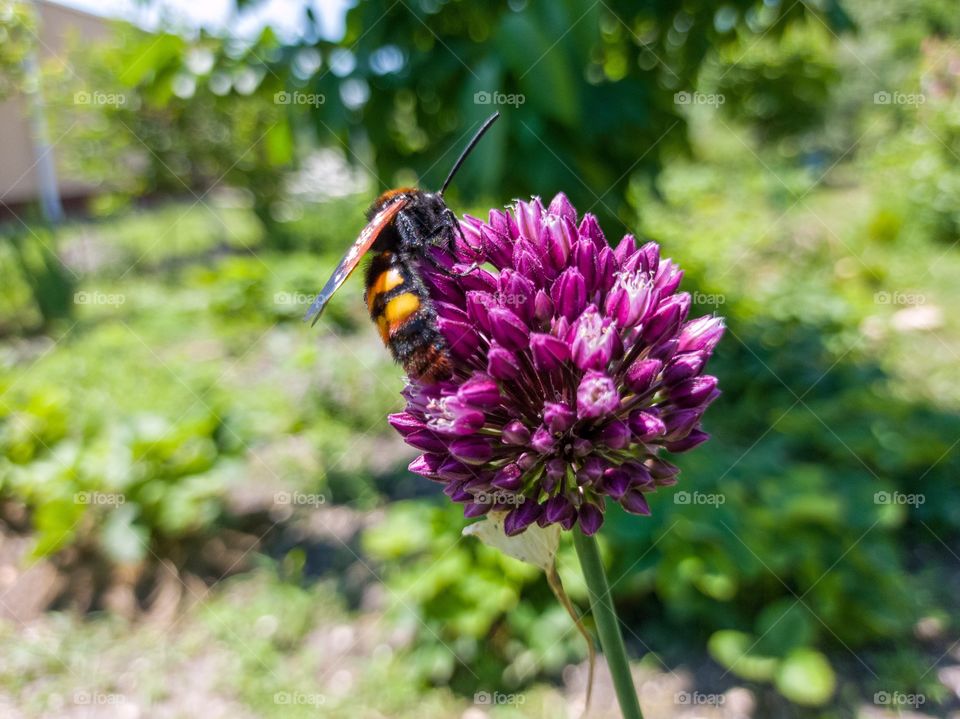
[391,194,724,536]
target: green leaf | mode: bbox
[100,504,149,564]
[265,119,294,167]
[496,13,578,125]
[708,629,779,682]
[755,599,815,656]
[774,648,837,706]
[30,499,85,558]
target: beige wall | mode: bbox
[0,1,110,205]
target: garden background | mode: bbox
[1,0,959,716]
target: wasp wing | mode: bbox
[304,197,408,326]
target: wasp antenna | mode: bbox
[439,112,500,197]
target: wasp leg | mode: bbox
[442,207,467,249]
[435,211,483,276]
[451,261,482,277]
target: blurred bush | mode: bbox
[0,0,34,99]
[45,23,303,246]
[271,0,851,223]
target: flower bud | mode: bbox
[487,343,521,380]
[576,456,606,485]
[543,215,576,270]
[663,408,703,441]
[480,224,513,268]
[488,208,518,240]
[597,419,631,449]
[678,316,725,354]
[602,467,630,499]
[547,192,577,224]
[573,240,599,292]
[450,437,494,465]
[502,420,531,445]
[492,463,523,491]
[577,371,620,419]
[551,267,588,322]
[662,353,706,386]
[438,318,479,361]
[409,453,444,479]
[533,289,554,325]
[545,495,575,524]
[543,402,575,434]
[620,490,651,516]
[516,198,544,244]
[463,502,491,517]
[628,410,666,440]
[488,305,530,351]
[642,293,690,345]
[504,499,543,536]
[387,412,424,437]
[571,307,623,371]
[613,234,636,264]
[624,358,663,394]
[666,429,710,453]
[406,430,449,453]
[578,213,606,249]
[457,376,502,409]
[530,332,570,371]
[578,502,604,535]
[670,375,720,409]
[531,425,557,454]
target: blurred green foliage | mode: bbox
[0,0,35,99]
[0,196,406,563]
[46,24,303,245]
[296,0,850,223]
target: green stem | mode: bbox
[572,531,644,719]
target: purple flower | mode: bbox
[570,307,623,371]
[395,194,724,535]
[577,371,620,419]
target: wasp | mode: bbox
[304,113,499,383]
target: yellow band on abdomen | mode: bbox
[366,267,406,315]
[384,292,421,327]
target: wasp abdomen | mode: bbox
[365,252,451,383]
